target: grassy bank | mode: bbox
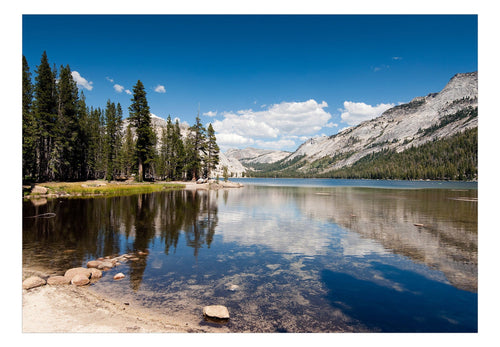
[27,181,186,198]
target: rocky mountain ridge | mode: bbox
[266,71,478,175]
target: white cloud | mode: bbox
[71,71,93,91]
[106,77,114,83]
[339,101,394,126]
[213,99,331,151]
[154,85,166,93]
[203,111,217,117]
[125,89,132,95]
[392,56,403,60]
[114,84,125,93]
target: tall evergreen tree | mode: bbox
[54,64,80,180]
[75,91,89,180]
[204,123,219,178]
[128,80,155,181]
[33,51,58,181]
[172,119,185,180]
[121,124,136,178]
[184,115,206,180]
[22,55,36,181]
[104,100,123,180]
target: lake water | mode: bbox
[22,178,478,332]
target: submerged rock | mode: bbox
[203,305,230,320]
[23,276,46,290]
[97,261,114,270]
[113,273,125,280]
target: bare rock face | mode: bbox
[47,276,71,285]
[203,305,230,320]
[23,276,46,290]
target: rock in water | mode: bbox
[22,276,46,290]
[203,305,230,320]
[71,274,90,286]
[113,273,125,280]
[89,268,102,280]
[86,260,102,268]
[97,261,114,270]
[47,276,70,285]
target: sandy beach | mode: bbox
[22,267,230,333]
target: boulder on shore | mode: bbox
[203,305,230,320]
[71,274,90,286]
[89,268,102,280]
[23,276,46,290]
[31,185,48,195]
[47,276,71,285]
[64,267,92,280]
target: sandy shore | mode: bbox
[22,269,229,333]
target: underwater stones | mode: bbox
[227,284,240,292]
[97,261,114,270]
[47,276,71,285]
[203,305,230,320]
[113,273,125,280]
[23,276,46,290]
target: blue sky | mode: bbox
[22,14,477,152]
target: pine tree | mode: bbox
[33,51,57,181]
[121,124,136,178]
[172,119,185,180]
[204,123,219,178]
[128,80,155,181]
[104,100,123,180]
[22,55,36,181]
[75,91,88,180]
[184,115,206,180]
[54,64,80,180]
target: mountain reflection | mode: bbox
[215,186,477,292]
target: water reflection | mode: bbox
[23,184,477,332]
[23,190,218,288]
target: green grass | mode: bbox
[39,181,185,197]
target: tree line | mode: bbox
[22,52,219,183]
[320,127,478,180]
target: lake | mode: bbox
[22,178,478,332]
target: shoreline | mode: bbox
[22,267,228,333]
[22,180,242,333]
[23,179,243,200]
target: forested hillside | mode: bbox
[22,52,219,183]
[320,127,477,180]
